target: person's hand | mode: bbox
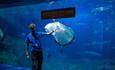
[26,55,30,59]
[25,51,30,59]
[46,31,54,35]
[49,29,58,34]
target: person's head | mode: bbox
[29,23,36,32]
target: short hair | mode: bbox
[29,23,36,30]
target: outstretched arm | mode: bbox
[44,30,54,35]
[44,29,58,35]
[38,29,57,37]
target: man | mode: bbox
[25,23,54,70]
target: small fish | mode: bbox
[49,1,55,5]
[48,1,55,7]
[91,5,113,15]
[85,51,101,56]
[83,41,111,46]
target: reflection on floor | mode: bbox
[0,64,31,70]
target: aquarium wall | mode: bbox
[0,0,115,70]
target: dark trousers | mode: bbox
[31,50,43,70]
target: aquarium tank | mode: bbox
[0,0,115,70]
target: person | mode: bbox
[25,23,54,70]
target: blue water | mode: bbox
[0,0,115,70]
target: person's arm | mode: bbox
[38,29,57,37]
[25,42,30,59]
[44,28,58,35]
[25,37,30,59]
[44,30,55,35]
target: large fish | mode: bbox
[45,22,74,46]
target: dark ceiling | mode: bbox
[0,0,61,8]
